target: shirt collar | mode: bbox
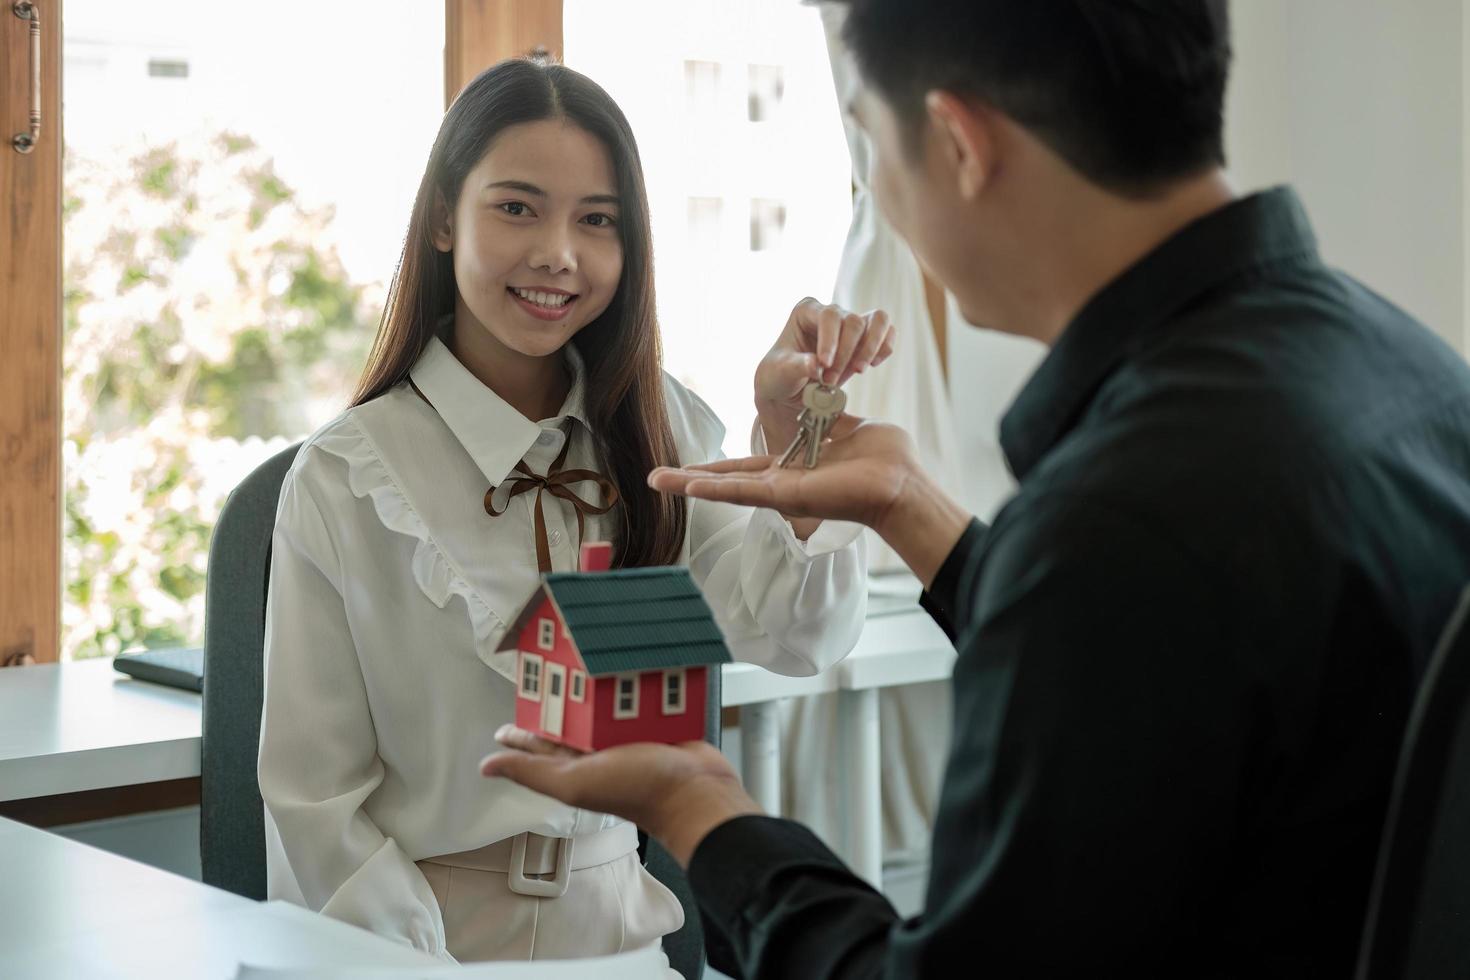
[999,186,1321,480]
[408,330,592,487]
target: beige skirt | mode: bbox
[416,824,685,965]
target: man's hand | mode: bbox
[649,416,972,587]
[654,417,916,527]
[481,726,763,867]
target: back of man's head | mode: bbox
[836,0,1233,198]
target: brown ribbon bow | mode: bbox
[484,429,619,573]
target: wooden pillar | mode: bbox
[445,0,564,108]
[1,0,63,665]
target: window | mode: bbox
[614,674,640,719]
[147,59,190,79]
[686,196,724,253]
[538,618,556,650]
[662,669,687,715]
[520,653,544,701]
[570,669,586,702]
[747,64,784,122]
[683,59,721,114]
[749,198,787,252]
[57,0,445,662]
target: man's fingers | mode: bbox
[648,457,776,491]
[479,751,580,804]
[680,474,786,509]
[494,724,581,757]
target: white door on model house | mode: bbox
[542,663,567,738]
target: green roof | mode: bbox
[542,567,733,676]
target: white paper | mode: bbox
[235,945,664,980]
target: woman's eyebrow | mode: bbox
[484,179,547,196]
[484,181,618,208]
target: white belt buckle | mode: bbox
[507,832,574,898]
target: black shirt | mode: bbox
[688,189,1470,977]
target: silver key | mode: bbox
[780,383,846,469]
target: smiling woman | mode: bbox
[259,56,873,965]
[352,60,685,569]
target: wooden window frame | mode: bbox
[2,0,62,666]
[569,668,585,702]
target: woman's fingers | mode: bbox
[815,304,843,374]
[827,313,867,385]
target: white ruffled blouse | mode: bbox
[258,336,866,956]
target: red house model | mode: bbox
[497,543,732,752]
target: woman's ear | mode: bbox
[430,189,454,253]
[924,91,996,202]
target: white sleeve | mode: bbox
[669,382,868,676]
[258,458,454,962]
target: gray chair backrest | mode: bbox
[198,440,714,978]
[1357,585,1470,979]
[200,441,301,900]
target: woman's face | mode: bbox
[434,119,624,361]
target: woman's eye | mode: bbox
[499,202,532,217]
[583,212,617,228]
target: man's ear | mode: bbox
[924,91,996,201]
[430,189,454,252]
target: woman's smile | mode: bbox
[508,285,579,321]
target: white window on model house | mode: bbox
[538,618,556,650]
[614,674,640,719]
[520,653,544,701]
[662,669,687,715]
[570,670,586,702]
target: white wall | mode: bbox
[1226,0,1468,352]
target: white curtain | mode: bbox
[774,5,1044,876]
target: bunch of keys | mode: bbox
[778,382,847,469]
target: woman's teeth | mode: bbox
[511,288,573,309]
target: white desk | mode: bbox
[0,597,955,887]
[0,658,201,802]
[0,815,440,978]
[723,606,956,885]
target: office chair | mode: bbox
[1356,585,1470,978]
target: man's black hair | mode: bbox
[836,0,1232,197]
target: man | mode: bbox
[483,2,1470,975]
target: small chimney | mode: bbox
[579,541,613,572]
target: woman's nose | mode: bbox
[528,224,576,275]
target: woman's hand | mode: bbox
[753,298,895,458]
[481,726,762,867]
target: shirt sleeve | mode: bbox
[918,517,987,640]
[258,457,454,962]
[688,492,1248,977]
[674,388,867,676]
